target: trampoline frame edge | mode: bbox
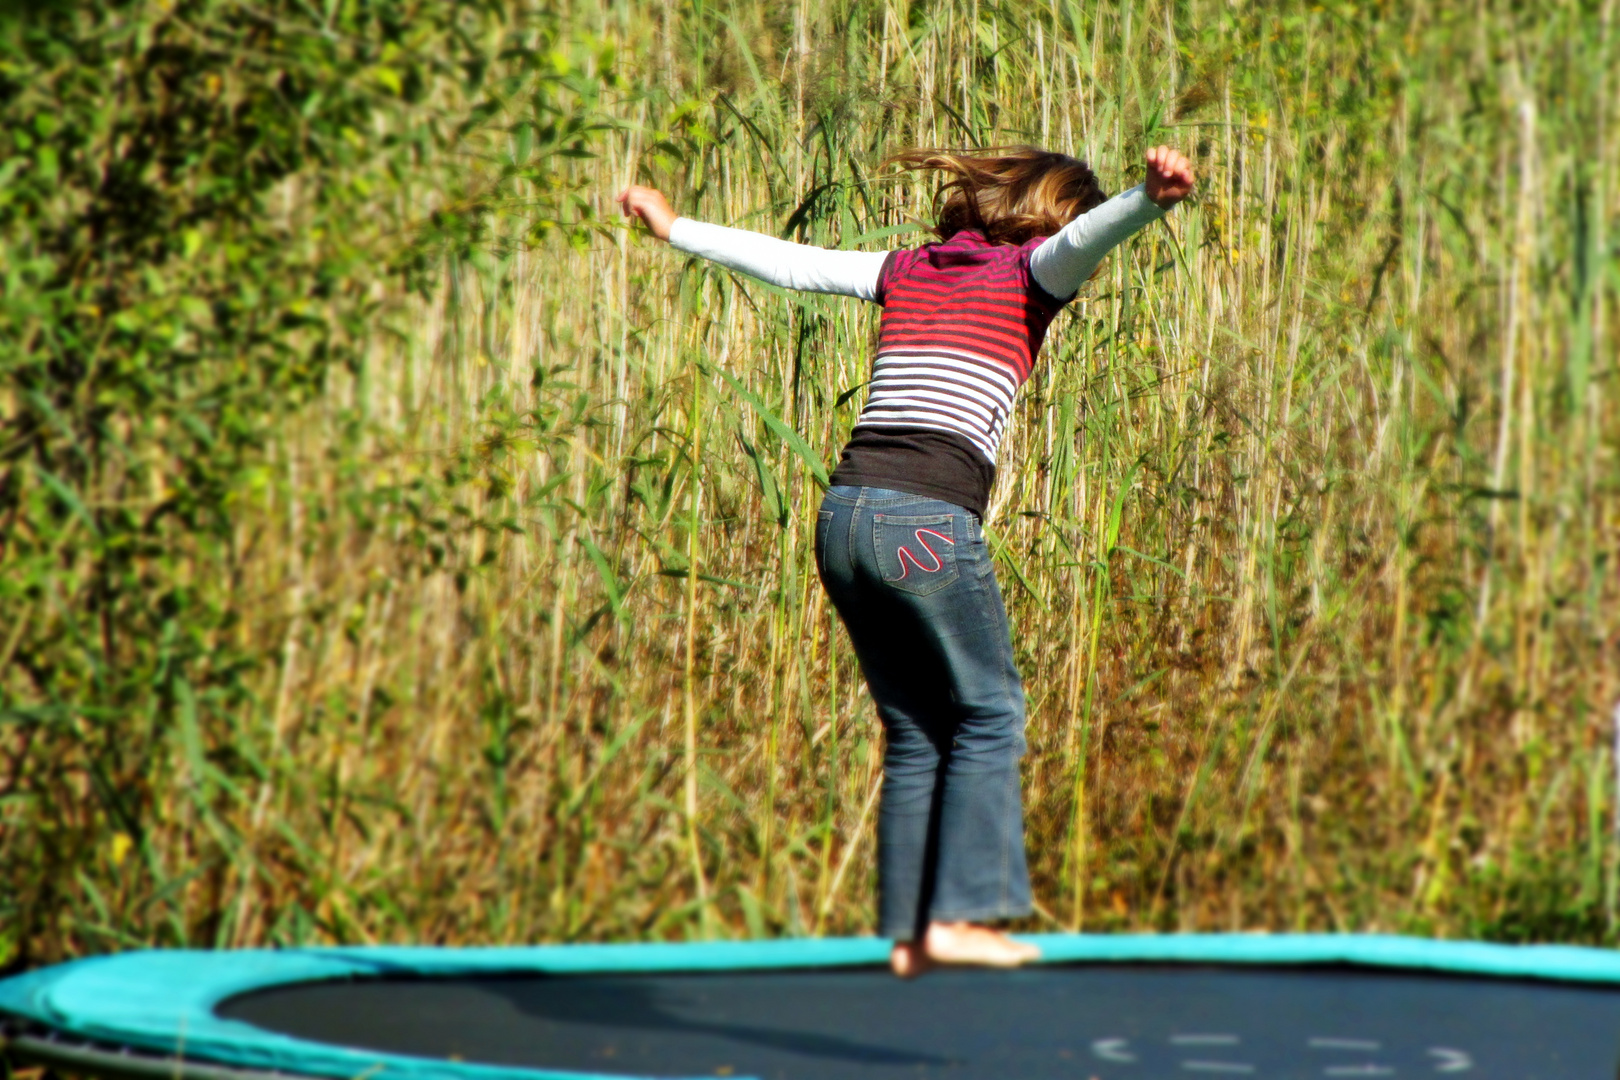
[6,934,1620,1080]
[4,1026,290,1080]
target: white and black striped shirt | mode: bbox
[668,185,1166,512]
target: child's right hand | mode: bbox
[617,185,677,241]
[1144,146,1195,209]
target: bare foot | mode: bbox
[890,940,932,979]
[923,921,1041,968]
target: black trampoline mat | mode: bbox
[220,963,1620,1079]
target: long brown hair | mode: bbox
[886,146,1107,246]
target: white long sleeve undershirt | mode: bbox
[1027,184,1167,298]
[666,183,1168,302]
[666,219,890,301]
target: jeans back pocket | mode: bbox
[871,512,960,596]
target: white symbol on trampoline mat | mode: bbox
[1172,1034,1251,1073]
[1309,1038,1382,1051]
[1309,1035,1394,1077]
[1090,1038,1136,1062]
[1091,1034,1256,1073]
[1427,1047,1473,1072]
[1179,1063,1255,1074]
[1086,1033,1469,1074]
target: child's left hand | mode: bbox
[1144,146,1195,208]
[617,185,677,241]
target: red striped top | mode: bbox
[875,230,1065,385]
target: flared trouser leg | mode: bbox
[814,485,1031,941]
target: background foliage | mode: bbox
[1,0,1616,965]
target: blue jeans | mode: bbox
[814,485,1032,940]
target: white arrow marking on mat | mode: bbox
[1428,1047,1473,1073]
[1091,1038,1137,1063]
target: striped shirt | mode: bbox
[867,232,1062,465]
[666,184,1167,513]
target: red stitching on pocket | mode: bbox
[895,528,955,579]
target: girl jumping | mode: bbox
[620,143,1195,977]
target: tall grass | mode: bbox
[5,0,1618,959]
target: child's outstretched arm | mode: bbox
[1028,145,1196,300]
[618,185,889,302]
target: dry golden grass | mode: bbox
[9,0,1619,958]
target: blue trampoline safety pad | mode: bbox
[5,934,1620,1080]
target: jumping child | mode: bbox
[619,144,1195,977]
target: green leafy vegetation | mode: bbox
[1,0,1616,965]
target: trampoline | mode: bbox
[4,935,1620,1080]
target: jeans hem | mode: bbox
[883,903,1034,936]
[925,902,1034,924]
